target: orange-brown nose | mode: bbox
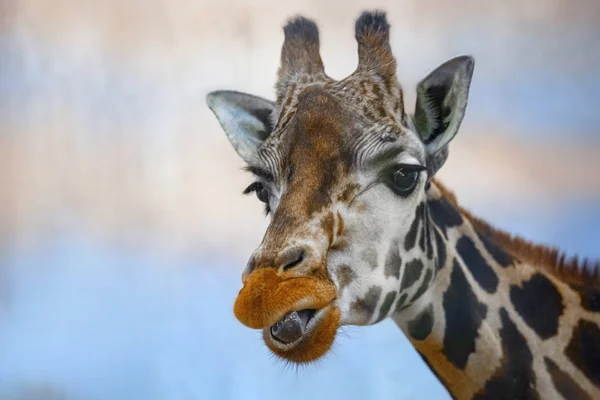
[242,246,309,282]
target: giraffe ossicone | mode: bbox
[207,10,600,399]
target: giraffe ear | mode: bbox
[412,55,474,175]
[206,90,277,163]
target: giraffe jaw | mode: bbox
[262,304,341,364]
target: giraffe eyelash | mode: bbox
[243,181,264,195]
[243,181,272,215]
[390,163,427,174]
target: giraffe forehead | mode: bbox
[280,75,404,128]
[257,90,357,207]
[278,90,355,213]
[260,85,420,181]
[284,87,361,161]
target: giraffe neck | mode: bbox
[391,181,600,400]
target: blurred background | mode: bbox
[1,0,599,399]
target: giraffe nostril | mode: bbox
[281,247,306,271]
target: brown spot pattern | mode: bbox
[336,264,356,292]
[545,357,592,400]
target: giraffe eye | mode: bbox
[243,182,270,204]
[256,186,269,203]
[386,165,424,196]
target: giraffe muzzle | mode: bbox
[233,267,340,363]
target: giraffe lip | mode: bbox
[269,309,316,344]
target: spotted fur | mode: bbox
[207,10,600,400]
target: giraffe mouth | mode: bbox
[269,309,317,344]
[262,304,340,363]
[266,306,331,350]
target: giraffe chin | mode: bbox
[263,305,341,364]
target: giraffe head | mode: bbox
[207,11,474,364]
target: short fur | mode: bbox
[207,10,600,400]
[434,179,600,288]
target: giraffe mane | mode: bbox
[432,179,600,289]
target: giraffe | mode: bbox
[206,11,600,400]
